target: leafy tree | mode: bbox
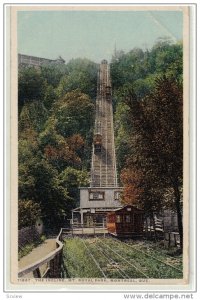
[19,101,48,133]
[42,134,84,171]
[120,168,144,205]
[122,77,183,248]
[54,90,95,138]
[18,199,42,229]
[40,63,68,88]
[18,127,74,228]
[112,41,183,247]
[43,84,57,109]
[114,101,131,174]
[111,41,183,95]
[39,91,94,171]
[18,67,46,109]
[56,58,98,99]
[19,155,74,228]
[18,59,96,231]
[59,167,89,204]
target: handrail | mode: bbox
[70,222,107,228]
[18,229,63,278]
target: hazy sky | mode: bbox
[18,10,183,63]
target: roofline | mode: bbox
[18,53,65,63]
[79,186,123,190]
[72,206,123,211]
[72,207,81,212]
[109,205,144,212]
[18,53,55,61]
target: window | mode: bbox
[114,191,121,201]
[98,193,104,200]
[93,193,99,200]
[116,215,121,223]
[89,192,105,201]
[125,215,131,223]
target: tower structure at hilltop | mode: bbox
[72,59,122,226]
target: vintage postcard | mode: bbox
[4,2,196,294]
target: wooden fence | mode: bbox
[18,223,107,278]
[67,222,108,236]
[18,229,63,278]
[164,232,180,248]
[143,217,180,247]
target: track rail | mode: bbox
[96,238,149,278]
[124,242,182,273]
[109,238,182,273]
[102,238,183,277]
[63,237,183,279]
[86,241,130,279]
[81,239,107,278]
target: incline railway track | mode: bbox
[95,238,183,278]
[94,239,149,278]
[91,60,117,187]
[81,239,107,278]
[63,237,183,279]
[82,239,129,279]
[110,237,182,273]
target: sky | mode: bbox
[17,10,183,63]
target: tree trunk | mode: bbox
[173,181,183,250]
[152,213,157,241]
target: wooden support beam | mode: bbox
[33,267,41,278]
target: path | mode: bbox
[18,239,57,278]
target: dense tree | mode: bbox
[56,58,98,99]
[19,101,49,133]
[54,90,95,138]
[112,42,183,247]
[40,63,68,88]
[111,41,183,96]
[18,199,42,229]
[59,167,89,204]
[19,155,73,228]
[121,77,183,248]
[120,168,144,205]
[18,67,46,110]
[18,64,96,229]
[114,101,131,174]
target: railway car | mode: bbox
[94,133,102,153]
[105,86,112,100]
[107,205,144,238]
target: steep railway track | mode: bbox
[81,239,107,278]
[63,237,183,279]
[91,61,117,187]
[83,239,148,279]
[96,238,183,278]
[94,238,149,278]
[110,237,182,273]
[82,239,129,279]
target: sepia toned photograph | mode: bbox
[5,4,194,291]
